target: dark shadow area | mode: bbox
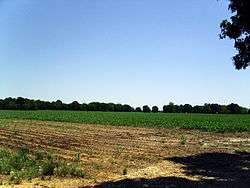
[167,151,250,186]
[82,152,250,188]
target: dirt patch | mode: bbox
[0,119,249,187]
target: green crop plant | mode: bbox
[0,110,250,132]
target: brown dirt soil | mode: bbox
[0,119,249,188]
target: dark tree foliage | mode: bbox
[226,103,241,114]
[81,103,88,111]
[0,97,135,112]
[203,103,212,114]
[210,104,221,114]
[122,104,134,112]
[163,105,169,113]
[87,102,100,111]
[163,102,175,113]
[142,105,151,113]
[16,97,25,109]
[88,102,107,111]
[114,104,123,112]
[193,105,204,113]
[0,97,249,114]
[152,106,159,113]
[182,104,193,113]
[135,107,142,112]
[107,103,115,112]
[162,102,248,114]
[163,102,183,113]
[52,100,64,110]
[174,105,182,113]
[220,0,250,69]
[69,101,81,111]
[0,100,3,109]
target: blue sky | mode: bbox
[0,0,249,108]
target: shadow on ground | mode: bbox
[82,151,250,188]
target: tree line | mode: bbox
[0,97,134,112]
[0,97,249,114]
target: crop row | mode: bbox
[0,110,250,132]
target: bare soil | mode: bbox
[0,119,249,187]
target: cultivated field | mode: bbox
[0,119,250,187]
[0,111,249,187]
[1,110,250,132]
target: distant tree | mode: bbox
[81,103,88,111]
[174,105,181,113]
[16,97,25,109]
[23,99,37,110]
[142,105,151,113]
[107,103,115,111]
[99,103,108,111]
[210,104,221,114]
[0,97,249,114]
[0,99,3,109]
[240,107,248,114]
[69,101,81,111]
[3,97,15,109]
[163,102,175,113]
[45,101,53,110]
[114,104,123,112]
[7,100,17,110]
[53,100,63,110]
[36,100,48,110]
[193,105,204,113]
[220,105,230,114]
[227,103,241,114]
[135,107,142,112]
[152,106,159,113]
[122,104,134,112]
[203,103,212,114]
[220,0,250,69]
[182,104,193,113]
[162,105,168,113]
[87,102,100,111]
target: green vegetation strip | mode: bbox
[0,146,85,184]
[0,110,250,132]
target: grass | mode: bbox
[180,135,187,145]
[122,167,128,175]
[0,146,85,184]
[0,110,250,132]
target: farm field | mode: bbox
[2,0,250,187]
[1,110,250,132]
[0,117,249,187]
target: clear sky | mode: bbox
[1,0,250,108]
